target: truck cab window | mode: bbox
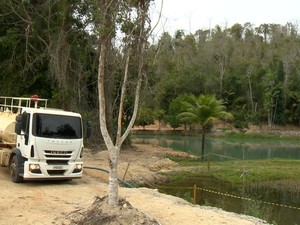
[32,113,82,139]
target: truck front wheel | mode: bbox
[9,155,24,183]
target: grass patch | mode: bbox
[163,153,201,163]
[208,159,300,184]
[163,155,300,185]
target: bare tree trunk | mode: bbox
[105,64,115,139]
[98,34,120,205]
[219,66,225,98]
[246,70,254,113]
[108,146,120,205]
[97,0,149,206]
[213,55,226,98]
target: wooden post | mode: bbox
[193,184,197,205]
[207,153,210,171]
[123,162,131,180]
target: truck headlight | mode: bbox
[29,164,41,173]
[73,164,83,173]
[29,164,40,170]
[75,164,82,170]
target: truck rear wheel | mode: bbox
[9,155,24,183]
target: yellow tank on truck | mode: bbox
[0,111,17,144]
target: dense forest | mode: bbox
[1,0,300,132]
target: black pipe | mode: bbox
[84,166,134,188]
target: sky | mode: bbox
[150,0,300,36]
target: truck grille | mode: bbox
[46,160,69,165]
[44,150,73,159]
[47,170,66,176]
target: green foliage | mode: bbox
[273,60,286,125]
[153,109,165,130]
[164,94,190,129]
[165,115,180,130]
[146,23,300,128]
[0,0,97,111]
[168,95,190,115]
[176,191,194,203]
[178,94,233,129]
[242,194,270,219]
[178,94,233,161]
[233,110,261,129]
[2,1,300,137]
[135,107,155,129]
[154,109,165,122]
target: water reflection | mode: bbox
[133,134,300,225]
[159,176,300,225]
[132,134,300,160]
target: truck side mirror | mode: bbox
[86,121,92,139]
[15,114,22,134]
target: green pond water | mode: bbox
[132,134,300,225]
[132,134,300,160]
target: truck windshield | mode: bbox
[33,113,82,139]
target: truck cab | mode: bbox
[0,96,83,182]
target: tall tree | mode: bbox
[273,60,286,125]
[0,0,96,110]
[97,0,152,206]
[178,95,233,161]
[210,26,233,98]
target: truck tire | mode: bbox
[9,155,24,183]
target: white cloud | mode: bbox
[151,0,300,36]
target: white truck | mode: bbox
[0,96,84,182]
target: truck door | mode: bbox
[21,112,30,145]
[18,112,31,156]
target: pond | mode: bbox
[132,134,300,225]
[132,134,300,160]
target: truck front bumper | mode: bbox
[23,161,83,180]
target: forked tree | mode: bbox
[97,0,153,206]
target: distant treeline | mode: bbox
[1,1,300,129]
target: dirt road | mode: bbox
[0,145,269,225]
[0,166,108,224]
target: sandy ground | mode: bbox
[0,144,269,225]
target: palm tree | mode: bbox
[178,94,233,161]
